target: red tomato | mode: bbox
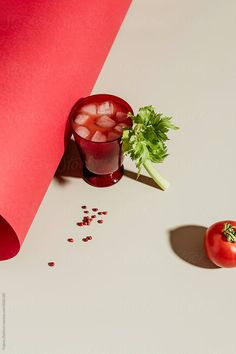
[205,220,236,268]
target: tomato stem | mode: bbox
[223,223,236,243]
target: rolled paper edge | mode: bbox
[0,215,20,260]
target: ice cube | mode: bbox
[74,113,89,125]
[114,123,129,132]
[81,104,97,115]
[91,131,107,142]
[107,131,121,141]
[96,115,116,128]
[97,101,114,116]
[75,126,90,139]
[116,111,128,122]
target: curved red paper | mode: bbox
[0,0,132,260]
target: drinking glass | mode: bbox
[69,94,133,187]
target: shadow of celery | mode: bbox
[124,170,162,190]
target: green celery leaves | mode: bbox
[121,106,179,190]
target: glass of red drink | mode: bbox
[69,94,133,187]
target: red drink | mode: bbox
[70,94,133,187]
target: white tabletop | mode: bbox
[1,1,236,353]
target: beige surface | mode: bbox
[1,1,236,353]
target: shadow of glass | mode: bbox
[124,170,162,190]
[54,139,83,185]
[169,225,219,269]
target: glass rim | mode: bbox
[69,93,133,144]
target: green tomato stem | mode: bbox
[223,223,236,242]
[143,160,170,190]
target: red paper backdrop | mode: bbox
[0,0,132,260]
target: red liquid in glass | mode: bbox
[70,94,133,187]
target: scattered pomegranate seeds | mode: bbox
[76,207,107,229]
[82,236,93,242]
[46,205,109,267]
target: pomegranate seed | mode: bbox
[88,236,92,240]
[81,205,87,209]
[67,238,74,243]
[77,222,83,226]
[98,212,103,215]
[92,208,98,212]
[48,262,55,267]
[83,221,87,225]
[91,215,96,218]
[102,211,108,215]
[84,210,89,214]
[82,238,88,242]
[97,220,103,224]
